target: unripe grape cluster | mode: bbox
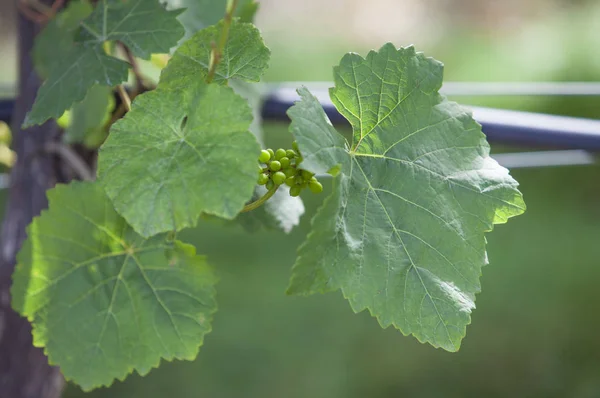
[257,141,323,196]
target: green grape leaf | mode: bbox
[32,0,93,78]
[97,84,260,238]
[24,0,185,127]
[159,20,271,90]
[11,181,217,390]
[286,44,526,352]
[65,85,114,146]
[77,0,185,59]
[24,45,128,127]
[167,0,258,37]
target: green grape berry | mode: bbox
[272,171,286,185]
[286,149,297,158]
[258,150,271,163]
[257,164,264,173]
[310,176,318,183]
[301,169,313,180]
[280,156,290,168]
[269,160,281,171]
[309,180,323,193]
[289,185,302,197]
[285,176,295,187]
[267,148,275,158]
[284,167,296,178]
[257,173,269,185]
[266,179,275,190]
[275,148,287,160]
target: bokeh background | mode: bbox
[2,0,600,397]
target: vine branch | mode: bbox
[44,142,94,181]
[241,186,278,213]
[17,0,63,22]
[206,0,239,83]
[119,43,146,93]
[117,85,131,112]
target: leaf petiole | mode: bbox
[206,0,239,83]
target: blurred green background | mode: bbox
[2,0,600,397]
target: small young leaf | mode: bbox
[24,46,128,127]
[76,0,185,59]
[286,45,526,352]
[64,85,114,146]
[97,84,260,237]
[11,181,217,390]
[25,0,185,127]
[159,20,271,89]
[32,0,93,78]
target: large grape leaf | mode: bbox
[159,20,271,89]
[286,44,526,351]
[97,84,260,238]
[24,0,185,127]
[11,181,217,390]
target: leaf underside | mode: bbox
[237,186,306,234]
[287,44,525,351]
[11,181,217,390]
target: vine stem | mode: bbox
[44,142,94,181]
[17,0,55,21]
[206,0,239,83]
[241,186,278,213]
[117,85,131,112]
[119,43,145,93]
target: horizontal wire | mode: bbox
[0,82,597,192]
[263,85,600,150]
[266,82,600,97]
[0,150,591,190]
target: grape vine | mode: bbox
[10,0,525,391]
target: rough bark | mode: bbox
[0,3,67,398]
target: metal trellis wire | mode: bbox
[0,82,599,189]
[263,82,600,169]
